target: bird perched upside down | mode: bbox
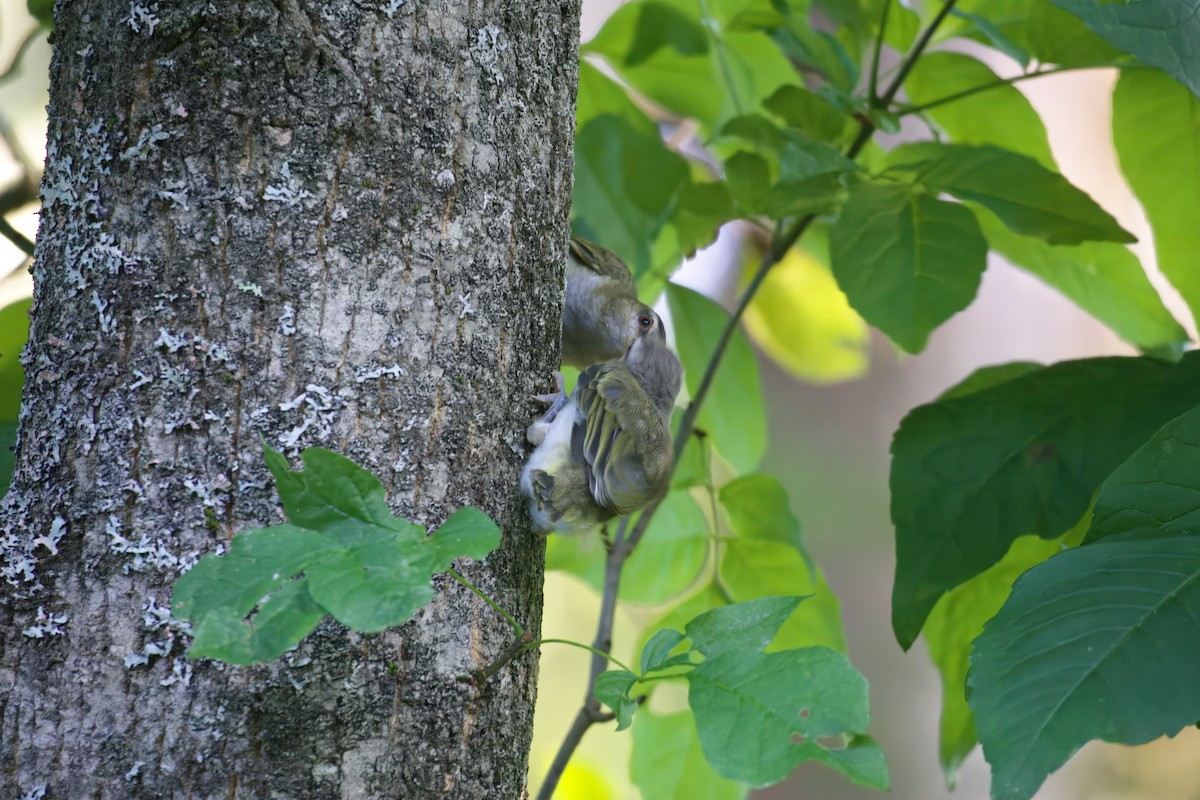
[521,316,682,533]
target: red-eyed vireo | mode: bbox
[522,316,683,533]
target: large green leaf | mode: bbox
[891,353,1200,649]
[891,144,1134,245]
[979,211,1187,352]
[188,579,326,665]
[631,710,748,800]
[1113,68,1200,330]
[623,490,710,604]
[903,52,1055,168]
[667,284,767,473]
[969,531,1200,800]
[924,535,1062,789]
[1087,402,1200,542]
[689,647,886,788]
[684,595,804,659]
[830,183,988,353]
[1050,0,1200,98]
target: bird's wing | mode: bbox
[569,237,635,286]
[571,362,665,516]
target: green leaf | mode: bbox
[892,143,1135,245]
[726,151,773,214]
[949,7,1031,65]
[573,113,689,277]
[891,353,1200,649]
[264,445,401,534]
[0,421,15,498]
[0,298,31,420]
[622,490,710,604]
[641,628,688,674]
[689,647,885,788]
[936,361,1043,401]
[684,595,803,658]
[978,211,1187,352]
[1088,402,1200,543]
[719,474,803,552]
[187,579,325,665]
[620,2,710,65]
[631,710,748,800]
[1113,68,1200,329]
[903,52,1054,167]
[955,0,1126,66]
[177,447,502,660]
[427,506,501,570]
[595,669,640,731]
[671,415,710,490]
[667,284,767,473]
[27,0,54,28]
[923,535,1062,789]
[830,183,988,353]
[763,84,848,142]
[969,531,1200,800]
[1050,0,1200,97]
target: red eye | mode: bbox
[638,315,654,330]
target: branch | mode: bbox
[868,0,892,103]
[0,26,43,87]
[0,216,34,257]
[893,63,1136,116]
[535,4,962,796]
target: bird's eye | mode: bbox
[638,315,654,330]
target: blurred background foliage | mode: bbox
[4,0,1200,798]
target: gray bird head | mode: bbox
[623,314,682,417]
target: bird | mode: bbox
[561,237,662,370]
[522,317,682,533]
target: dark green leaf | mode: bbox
[830,183,988,353]
[1113,68,1200,329]
[1050,0,1200,97]
[667,284,767,472]
[427,506,501,570]
[27,0,54,28]
[684,595,803,658]
[187,580,325,665]
[969,531,1200,800]
[1088,403,1200,543]
[641,628,688,674]
[936,362,1043,401]
[595,669,640,731]
[892,143,1135,245]
[955,0,1126,66]
[622,2,710,65]
[923,535,1062,789]
[0,298,31,420]
[777,138,857,182]
[949,7,1032,65]
[891,352,1200,649]
[631,710,748,800]
[689,647,885,787]
[762,174,848,217]
[726,151,773,214]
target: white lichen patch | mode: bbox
[154,327,188,353]
[277,384,340,448]
[470,26,508,83]
[238,281,264,297]
[125,1,160,35]
[120,124,169,162]
[354,364,405,383]
[22,605,68,638]
[264,162,313,207]
[106,514,186,574]
[279,303,297,335]
[381,0,405,19]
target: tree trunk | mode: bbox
[0,1,576,796]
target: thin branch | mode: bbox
[0,216,34,256]
[535,4,963,797]
[533,639,637,674]
[893,63,1135,116]
[868,0,892,103]
[457,631,534,686]
[448,567,524,637]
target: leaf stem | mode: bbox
[868,0,892,104]
[447,568,524,637]
[893,63,1133,116]
[531,638,637,674]
[536,3,963,797]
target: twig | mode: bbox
[448,567,524,636]
[0,26,43,87]
[0,216,34,256]
[536,3,962,796]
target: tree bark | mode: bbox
[0,1,577,796]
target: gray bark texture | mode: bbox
[0,0,578,797]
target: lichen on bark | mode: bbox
[0,1,578,796]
